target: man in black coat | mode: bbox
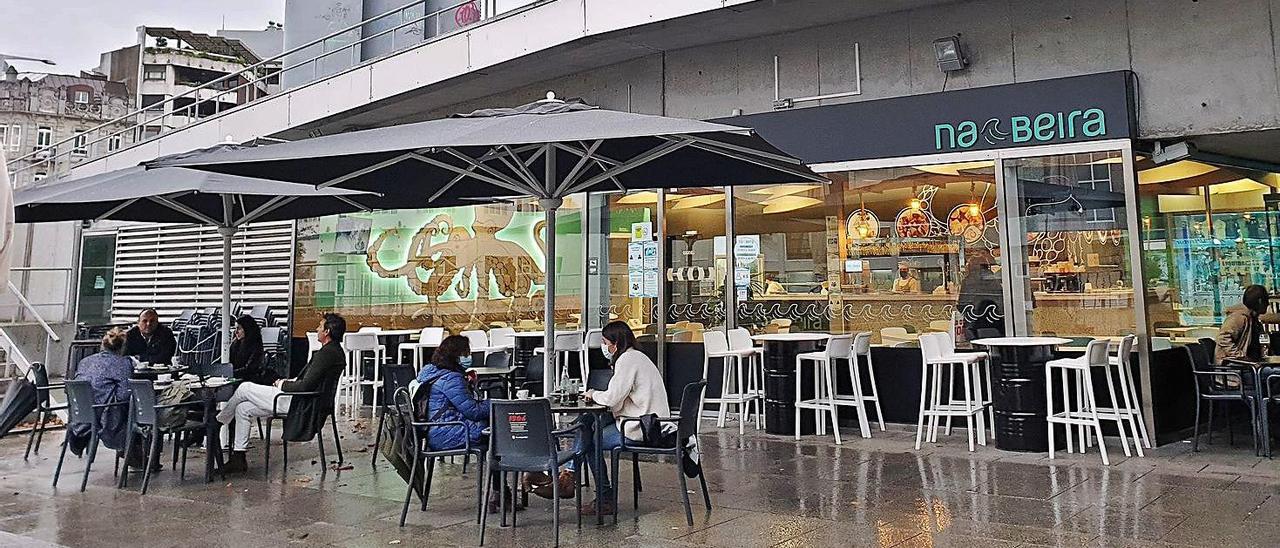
[124,309,177,364]
[217,313,347,473]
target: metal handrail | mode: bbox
[6,0,490,178]
[7,281,61,343]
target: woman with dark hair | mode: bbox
[530,321,669,515]
[230,315,272,384]
[414,334,489,452]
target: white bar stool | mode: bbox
[1046,339,1111,464]
[488,327,516,354]
[831,332,884,436]
[534,331,584,391]
[398,327,444,370]
[1107,335,1150,451]
[915,332,987,451]
[460,329,503,360]
[581,328,603,374]
[795,334,853,443]
[937,331,993,442]
[701,330,761,434]
[727,327,765,428]
[343,332,385,418]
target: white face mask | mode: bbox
[601,343,615,360]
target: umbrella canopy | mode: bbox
[149,96,823,206]
[153,96,825,394]
[15,164,376,364]
[15,166,374,226]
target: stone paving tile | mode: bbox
[0,421,1276,547]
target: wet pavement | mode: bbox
[0,417,1276,547]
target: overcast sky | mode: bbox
[0,0,284,73]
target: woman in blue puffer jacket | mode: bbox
[414,334,489,451]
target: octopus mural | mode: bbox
[365,205,547,323]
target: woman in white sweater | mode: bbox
[530,321,669,515]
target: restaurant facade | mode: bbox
[285,67,1275,445]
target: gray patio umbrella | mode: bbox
[151,94,825,394]
[15,165,377,362]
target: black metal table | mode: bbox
[549,398,608,525]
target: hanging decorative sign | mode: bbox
[947,204,986,244]
[895,208,930,238]
[846,209,880,241]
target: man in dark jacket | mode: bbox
[125,309,177,364]
[217,313,347,473]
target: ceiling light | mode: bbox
[1138,161,1217,184]
[933,36,967,72]
[748,184,818,197]
[909,197,922,210]
[761,196,822,214]
[914,161,993,176]
[616,191,677,205]
[671,194,726,210]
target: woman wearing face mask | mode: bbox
[414,334,489,452]
[529,320,670,516]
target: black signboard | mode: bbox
[720,71,1136,164]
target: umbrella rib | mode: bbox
[316,149,427,190]
[554,139,603,197]
[335,195,373,212]
[234,195,293,226]
[553,142,621,166]
[677,138,828,184]
[562,138,694,196]
[94,198,141,222]
[499,145,542,188]
[411,151,538,197]
[681,134,808,166]
[150,195,221,226]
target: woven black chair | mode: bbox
[262,389,344,479]
[610,381,711,526]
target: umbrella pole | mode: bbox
[540,197,561,398]
[219,227,236,364]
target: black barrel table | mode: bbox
[752,333,829,436]
[971,336,1070,452]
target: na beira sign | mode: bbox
[719,71,1136,163]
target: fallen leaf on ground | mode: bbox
[331,463,354,471]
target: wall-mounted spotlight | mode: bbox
[933,36,967,72]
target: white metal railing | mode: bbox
[6,0,499,180]
[2,280,62,377]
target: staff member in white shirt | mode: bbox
[529,320,670,515]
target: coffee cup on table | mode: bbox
[516,389,531,400]
[157,373,172,383]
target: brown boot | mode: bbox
[532,469,577,499]
[580,498,616,516]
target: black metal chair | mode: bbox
[373,364,418,467]
[393,387,487,526]
[262,388,344,479]
[518,354,545,397]
[480,398,584,547]
[1193,347,1261,453]
[119,380,208,494]
[53,380,125,492]
[25,362,67,460]
[610,381,712,526]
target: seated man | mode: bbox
[125,308,177,364]
[217,313,347,473]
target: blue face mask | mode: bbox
[459,355,473,367]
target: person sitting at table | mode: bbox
[527,320,670,516]
[764,273,787,295]
[1216,285,1280,363]
[413,335,511,512]
[216,313,347,473]
[230,315,274,385]
[125,308,177,365]
[67,328,136,464]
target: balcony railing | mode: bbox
[5,0,504,180]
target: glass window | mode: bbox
[1005,151,1136,338]
[664,187,726,347]
[72,131,87,156]
[9,124,21,152]
[35,126,52,149]
[1138,159,1278,339]
[585,191,660,361]
[143,66,166,80]
[0,126,7,151]
[73,90,90,104]
[108,133,122,152]
[736,161,1002,344]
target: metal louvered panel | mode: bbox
[110,221,293,323]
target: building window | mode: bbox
[72,131,87,156]
[36,126,52,149]
[33,172,47,182]
[73,90,90,104]
[143,65,166,80]
[108,133,122,152]
[8,125,20,152]
[0,126,6,151]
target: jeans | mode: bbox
[566,413,627,493]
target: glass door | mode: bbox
[1002,149,1138,339]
